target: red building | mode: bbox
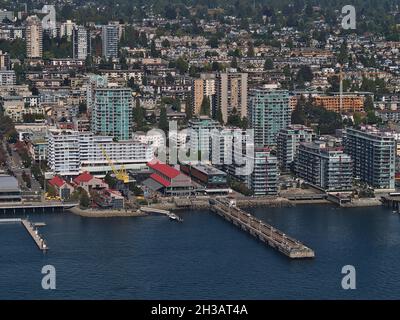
[144,160,194,196]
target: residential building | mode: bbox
[295,141,353,192]
[248,88,291,147]
[277,125,315,171]
[245,148,278,196]
[0,70,16,85]
[314,95,364,113]
[26,15,43,58]
[91,87,133,140]
[73,26,89,60]
[60,20,75,39]
[47,130,154,176]
[47,129,80,176]
[216,69,248,123]
[343,126,396,191]
[0,50,10,70]
[102,24,119,59]
[192,73,216,115]
[188,116,222,160]
[48,176,74,200]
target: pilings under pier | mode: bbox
[210,199,315,259]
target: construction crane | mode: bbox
[100,146,129,183]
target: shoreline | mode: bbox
[66,196,383,218]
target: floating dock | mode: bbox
[210,199,315,259]
[140,207,183,222]
[0,218,49,252]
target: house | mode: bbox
[92,188,124,209]
[73,171,109,193]
[48,176,74,200]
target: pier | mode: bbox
[0,201,78,214]
[0,218,49,252]
[381,195,399,212]
[210,199,315,259]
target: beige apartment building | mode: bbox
[216,69,248,123]
[192,73,216,115]
[26,16,43,58]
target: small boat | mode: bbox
[169,213,183,222]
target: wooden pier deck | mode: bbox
[210,199,315,259]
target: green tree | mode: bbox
[200,96,210,116]
[159,106,169,132]
[79,190,90,208]
[264,58,273,70]
[185,96,193,121]
[175,57,188,74]
[133,98,145,131]
[216,107,224,124]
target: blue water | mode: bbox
[0,205,399,299]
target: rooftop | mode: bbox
[147,161,180,179]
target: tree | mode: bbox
[200,96,210,116]
[175,57,188,74]
[247,41,254,57]
[46,183,58,198]
[79,189,90,208]
[185,96,193,121]
[227,108,242,127]
[231,56,238,68]
[159,106,169,132]
[296,65,313,85]
[150,40,159,58]
[264,58,273,70]
[78,102,87,114]
[216,107,224,124]
[133,98,145,131]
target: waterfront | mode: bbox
[1,205,400,299]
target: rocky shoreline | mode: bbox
[69,207,148,218]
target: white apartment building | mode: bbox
[47,130,154,176]
[0,70,16,85]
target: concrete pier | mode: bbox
[0,218,49,252]
[210,199,315,259]
[21,219,49,252]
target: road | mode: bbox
[2,141,43,196]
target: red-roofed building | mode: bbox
[73,171,109,193]
[145,160,194,196]
[48,176,74,200]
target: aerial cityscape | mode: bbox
[0,0,399,304]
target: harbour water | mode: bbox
[1,204,400,299]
